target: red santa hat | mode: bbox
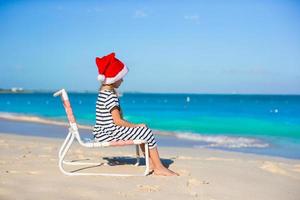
[95,52,129,84]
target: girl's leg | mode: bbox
[139,144,179,176]
[139,144,155,170]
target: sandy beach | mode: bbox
[1,127,300,199]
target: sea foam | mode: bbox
[174,132,269,148]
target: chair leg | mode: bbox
[58,131,72,158]
[58,133,76,176]
[144,143,150,176]
[135,145,140,166]
[58,132,150,176]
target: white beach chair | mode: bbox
[53,89,150,176]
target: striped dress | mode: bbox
[92,89,157,149]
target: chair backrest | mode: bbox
[53,89,79,131]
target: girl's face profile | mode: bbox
[113,78,123,88]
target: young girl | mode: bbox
[93,52,178,176]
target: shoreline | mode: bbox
[0,112,300,160]
[0,112,93,131]
[0,118,212,149]
[0,112,175,136]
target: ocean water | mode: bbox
[1,92,300,159]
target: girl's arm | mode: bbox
[111,107,145,128]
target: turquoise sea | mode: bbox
[1,92,300,159]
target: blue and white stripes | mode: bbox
[93,89,157,149]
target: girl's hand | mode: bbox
[136,123,147,128]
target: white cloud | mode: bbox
[184,14,200,24]
[56,5,64,11]
[86,7,103,13]
[134,10,148,18]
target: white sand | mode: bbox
[1,133,300,200]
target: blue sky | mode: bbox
[0,0,299,94]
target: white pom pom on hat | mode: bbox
[97,74,106,82]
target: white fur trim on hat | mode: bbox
[97,74,106,82]
[99,65,129,84]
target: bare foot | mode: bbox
[153,167,179,176]
[149,161,155,170]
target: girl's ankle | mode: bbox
[154,165,166,170]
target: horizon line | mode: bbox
[1,88,300,96]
